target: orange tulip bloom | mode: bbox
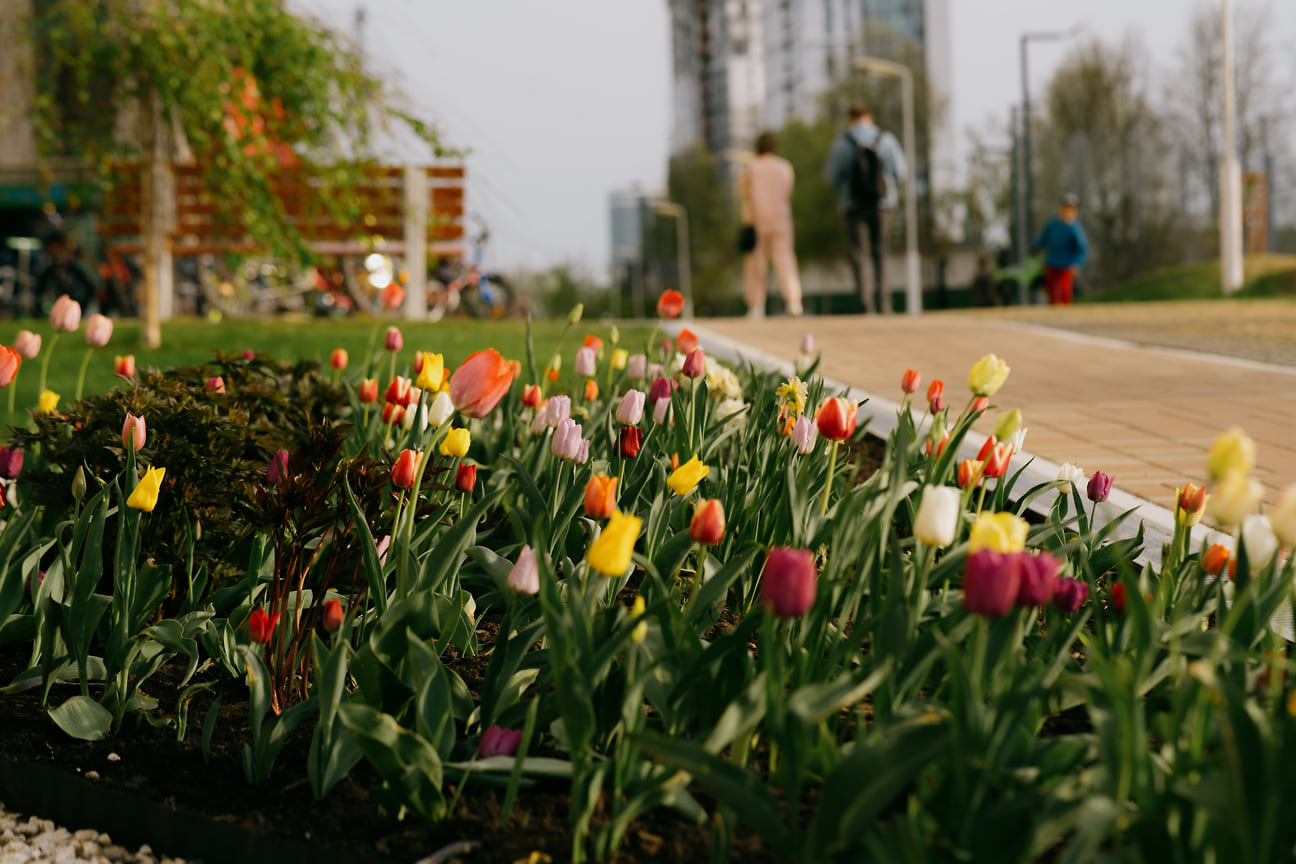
[584,379,599,401]
[114,354,135,377]
[901,368,921,395]
[330,348,348,370]
[584,474,618,519]
[359,378,379,403]
[391,449,420,489]
[675,328,699,355]
[1202,543,1230,576]
[657,289,685,319]
[689,498,725,545]
[958,459,985,489]
[583,334,604,354]
[449,349,517,418]
[0,346,20,387]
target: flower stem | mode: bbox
[7,369,17,417]
[820,439,839,517]
[75,347,93,403]
[38,332,60,395]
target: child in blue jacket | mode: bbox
[1032,194,1088,305]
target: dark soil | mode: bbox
[0,640,783,864]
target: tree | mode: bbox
[665,144,738,314]
[32,0,439,346]
[1039,35,1184,287]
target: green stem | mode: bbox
[819,439,839,517]
[75,347,93,404]
[37,332,60,396]
[7,369,17,417]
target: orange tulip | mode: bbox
[815,397,857,440]
[901,368,921,394]
[583,334,604,354]
[1202,543,1230,576]
[584,474,618,519]
[391,449,420,489]
[675,328,699,355]
[958,459,985,489]
[449,349,517,418]
[657,289,685,319]
[0,346,20,388]
[329,348,348,370]
[359,378,379,403]
[689,499,726,545]
[114,354,135,377]
[522,384,542,407]
[584,379,599,401]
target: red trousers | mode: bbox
[1045,266,1074,305]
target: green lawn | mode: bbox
[1090,254,1296,303]
[0,315,655,431]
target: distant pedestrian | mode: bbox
[824,103,906,315]
[739,131,803,319]
[1032,194,1088,305]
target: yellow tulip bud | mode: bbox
[611,348,628,371]
[439,427,471,458]
[967,511,1028,554]
[588,511,642,576]
[630,594,647,643]
[993,408,1022,441]
[38,390,59,414]
[667,455,710,496]
[967,354,1010,398]
[1207,427,1256,482]
[127,466,166,513]
[415,352,445,391]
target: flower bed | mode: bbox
[1,292,1295,863]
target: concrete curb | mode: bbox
[666,320,1234,570]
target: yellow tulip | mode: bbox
[967,511,1028,553]
[588,510,642,576]
[439,427,471,458]
[415,352,445,391]
[127,466,166,512]
[1207,427,1255,482]
[630,594,647,643]
[38,390,59,414]
[667,455,710,496]
[611,348,628,371]
[967,354,1010,397]
[1208,470,1262,527]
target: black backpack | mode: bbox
[847,134,886,212]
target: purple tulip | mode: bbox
[648,376,674,405]
[478,724,523,758]
[267,449,290,485]
[1086,470,1113,503]
[962,549,1022,619]
[1016,551,1060,608]
[761,547,817,618]
[1052,578,1089,613]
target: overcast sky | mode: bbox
[291,0,1296,276]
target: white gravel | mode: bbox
[0,804,192,864]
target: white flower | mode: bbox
[427,391,454,427]
[507,545,540,595]
[1008,427,1028,455]
[715,398,746,422]
[1268,484,1296,547]
[1241,513,1278,569]
[530,403,549,435]
[1209,471,1263,527]
[1057,463,1085,485]
[913,486,960,547]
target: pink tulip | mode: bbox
[121,413,146,452]
[84,314,113,347]
[962,550,1022,619]
[384,327,403,352]
[449,349,517,419]
[205,376,226,395]
[615,390,646,425]
[0,445,22,479]
[13,331,40,359]
[478,724,523,758]
[267,449,290,484]
[575,346,597,377]
[1016,552,1060,608]
[760,547,817,618]
[50,295,81,332]
[682,349,705,378]
[1053,578,1089,613]
[1087,470,1113,503]
[545,395,571,427]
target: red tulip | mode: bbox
[976,436,997,462]
[927,379,944,413]
[682,348,705,378]
[322,599,344,633]
[248,608,280,644]
[330,348,348,370]
[962,549,1021,619]
[657,289,685,319]
[456,462,477,493]
[1111,583,1127,614]
[381,281,405,311]
[0,346,20,388]
[1178,483,1206,515]
[205,376,226,395]
[385,376,413,407]
[815,397,857,441]
[384,326,403,352]
[391,449,420,489]
[675,328,699,355]
[760,547,817,618]
[114,354,135,377]
[981,442,1013,479]
[957,459,984,489]
[448,349,517,418]
[1201,544,1230,576]
[382,402,405,426]
[901,368,921,394]
[689,499,726,545]
[359,378,378,403]
[522,384,542,407]
[619,425,643,458]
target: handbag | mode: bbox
[737,224,757,253]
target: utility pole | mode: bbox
[1219,0,1244,292]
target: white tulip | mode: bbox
[1268,484,1296,547]
[427,390,454,427]
[914,486,961,547]
[1241,513,1279,569]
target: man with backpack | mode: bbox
[824,103,907,314]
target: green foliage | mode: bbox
[666,144,739,315]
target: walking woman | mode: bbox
[739,131,803,319]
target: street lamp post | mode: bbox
[1019,26,1082,286]
[854,55,921,316]
[655,200,693,318]
[1219,0,1244,292]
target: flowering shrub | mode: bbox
[1,314,1295,864]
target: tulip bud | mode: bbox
[268,449,290,484]
[689,499,726,545]
[957,459,984,490]
[611,348,628,370]
[1207,427,1256,482]
[1111,583,1128,614]
[1201,543,1230,576]
[913,486,960,547]
[1086,470,1113,503]
[329,348,348,370]
[546,395,571,427]
[242,349,256,360]
[901,368,921,394]
[428,390,455,427]
[576,438,590,465]
[359,378,379,403]
[967,511,1028,553]
[384,327,403,352]
[479,724,524,758]
[382,402,405,426]
[440,427,471,458]
[1268,485,1296,547]
[568,303,584,324]
[530,403,550,435]
[0,446,22,480]
[114,354,135,377]
[1052,578,1088,612]
[652,397,672,425]
[50,294,81,332]
[391,449,420,489]
[71,465,86,502]
[800,333,815,354]
[0,351,18,391]
[924,429,949,459]
[205,376,226,395]
[508,545,540,595]
[675,328,699,355]
[121,412,146,452]
[630,595,648,643]
[583,475,617,519]
[13,330,40,359]
[1241,514,1278,570]
[248,608,280,644]
[619,425,643,458]
[962,549,1021,619]
[627,352,648,380]
[551,418,584,462]
[415,352,445,390]
[616,390,646,425]
[1016,552,1059,607]
[981,442,1013,479]
[971,396,989,414]
[456,462,477,493]
[522,384,542,407]
[791,415,817,454]
[1008,427,1028,455]
[584,379,599,401]
[993,409,1022,441]
[575,346,597,378]
[926,379,944,413]
[815,397,857,441]
[967,353,1010,397]
[760,547,817,618]
[682,349,705,378]
[322,599,344,633]
[1177,483,1206,515]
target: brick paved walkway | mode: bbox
[687,311,1296,509]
